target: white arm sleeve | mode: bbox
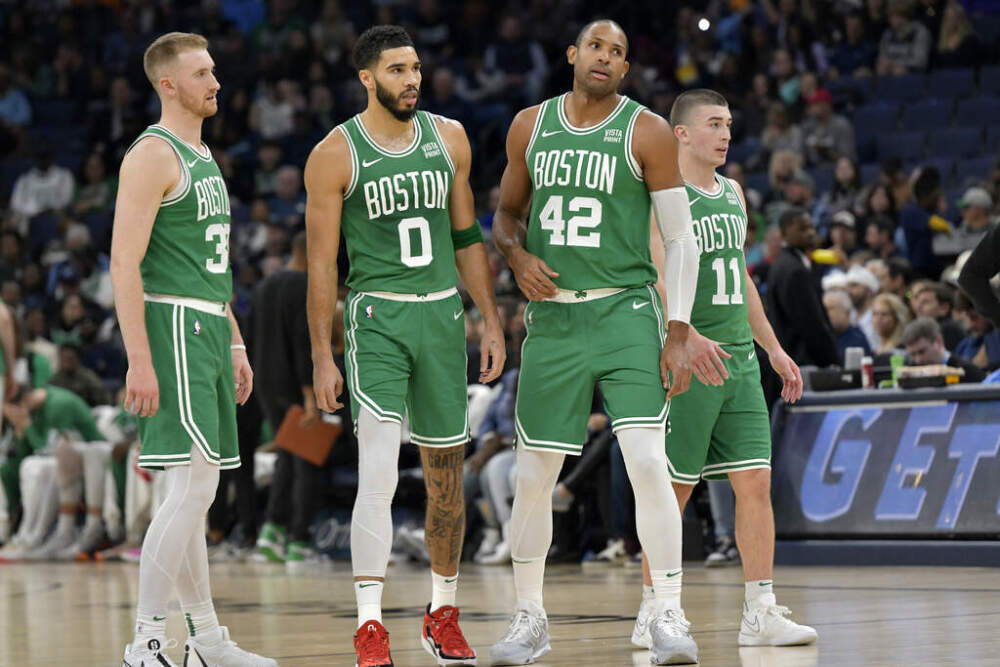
[651,187,700,324]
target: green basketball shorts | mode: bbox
[515,285,668,455]
[137,296,239,470]
[344,288,469,447]
[665,341,771,483]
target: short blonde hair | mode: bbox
[143,32,209,88]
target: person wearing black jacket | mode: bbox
[251,231,325,567]
[764,208,840,370]
[958,223,1000,329]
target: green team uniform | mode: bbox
[0,385,104,516]
[666,174,771,483]
[338,111,468,446]
[516,94,667,454]
[127,125,239,470]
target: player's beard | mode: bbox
[375,79,418,122]
[178,84,218,119]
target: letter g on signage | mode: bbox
[801,409,881,522]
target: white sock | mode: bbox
[642,584,655,602]
[431,570,457,612]
[746,579,776,608]
[513,557,545,609]
[651,569,682,610]
[356,580,384,627]
[134,609,167,647]
[56,513,74,532]
[184,600,221,643]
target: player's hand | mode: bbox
[479,316,506,383]
[232,347,253,404]
[509,248,559,301]
[660,323,699,398]
[685,328,731,387]
[300,388,319,427]
[124,357,159,417]
[313,355,344,412]
[769,348,803,403]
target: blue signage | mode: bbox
[772,388,1000,537]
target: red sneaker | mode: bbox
[421,604,477,665]
[354,620,393,667]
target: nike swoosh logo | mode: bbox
[358,582,379,588]
[187,159,198,167]
[362,158,383,167]
[748,350,755,360]
[444,577,457,583]
[689,196,701,205]
[541,130,562,137]
[743,616,761,633]
[666,570,681,577]
[453,310,463,320]
[152,616,166,621]
[632,301,649,310]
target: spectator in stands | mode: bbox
[959,221,1000,330]
[912,281,965,349]
[427,67,474,131]
[766,149,802,204]
[267,165,306,229]
[9,147,75,231]
[877,0,932,75]
[87,74,142,149]
[770,48,801,105]
[872,292,913,354]
[828,211,859,258]
[847,264,881,348]
[765,208,840,368]
[902,317,984,381]
[934,0,980,68]
[73,152,115,216]
[253,141,283,198]
[828,12,878,78]
[759,103,805,163]
[823,157,862,218]
[0,63,31,128]
[824,289,873,363]
[48,342,110,407]
[866,215,903,260]
[483,13,548,108]
[900,166,949,278]
[250,78,295,140]
[802,89,856,166]
[310,0,355,67]
[941,188,997,255]
[954,293,1000,371]
[742,73,776,138]
[0,231,25,283]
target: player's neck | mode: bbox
[157,107,204,149]
[679,152,719,192]
[360,103,415,145]
[564,89,620,127]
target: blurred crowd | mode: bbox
[1,0,1000,567]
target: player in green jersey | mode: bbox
[306,26,505,667]
[488,21,732,667]
[111,33,275,667]
[632,89,817,651]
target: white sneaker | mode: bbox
[122,637,178,666]
[184,626,278,666]
[738,602,817,646]
[28,525,79,560]
[474,527,501,562]
[477,540,510,565]
[55,522,106,560]
[648,607,698,665]
[631,596,654,648]
[591,538,626,564]
[488,601,551,665]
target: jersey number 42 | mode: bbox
[539,195,602,248]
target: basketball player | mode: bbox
[488,20,732,666]
[306,26,505,667]
[631,89,817,650]
[112,32,276,666]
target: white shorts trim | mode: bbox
[360,287,458,302]
[545,287,625,303]
[146,293,227,317]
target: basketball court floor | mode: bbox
[2,560,997,665]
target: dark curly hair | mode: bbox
[352,25,414,72]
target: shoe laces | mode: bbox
[356,624,390,658]
[428,608,469,648]
[501,609,545,644]
[654,609,691,637]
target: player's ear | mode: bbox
[566,44,577,66]
[621,60,629,78]
[358,69,375,92]
[673,124,687,143]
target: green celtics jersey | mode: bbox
[525,94,655,291]
[338,111,458,294]
[127,125,232,303]
[687,174,752,344]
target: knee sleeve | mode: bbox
[352,407,401,578]
[508,447,563,561]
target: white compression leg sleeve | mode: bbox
[175,508,220,641]
[508,447,564,609]
[17,457,58,545]
[135,446,219,643]
[352,407,401,578]
[78,441,110,511]
[617,426,684,606]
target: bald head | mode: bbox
[575,19,628,56]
